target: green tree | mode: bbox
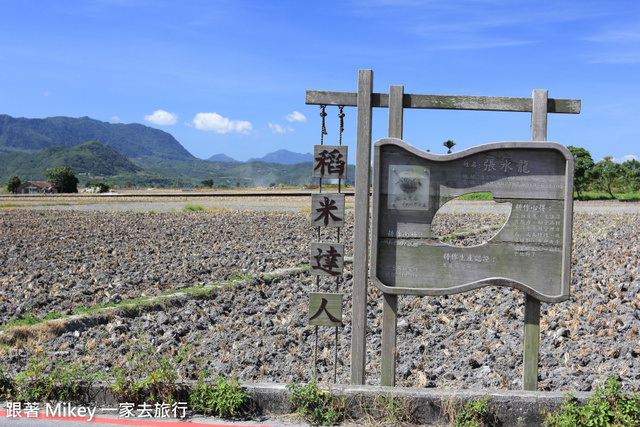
[567,146,595,200]
[44,166,79,193]
[201,179,214,188]
[85,181,111,193]
[6,175,21,194]
[622,158,640,192]
[592,157,623,199]
[443,139,456,154]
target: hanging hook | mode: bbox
[319,105,328,145]
[338,106,345,145]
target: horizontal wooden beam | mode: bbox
[305,90,580,114]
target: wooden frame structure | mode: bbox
[305,69,581,390]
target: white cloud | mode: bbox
[285,111,306,123]
[43,91,51,97]
[144,110,178,125]
[583,24,640,64]
[111,116,122,122]
[192,112,252,134]
[614,154,639,164]
[269,123,293,134]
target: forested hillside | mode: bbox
[0,114,355,188]
[0,141,141,181]
[0,115,194,165]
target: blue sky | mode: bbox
[1,1,638,163]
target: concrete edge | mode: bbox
[63,382,589,426]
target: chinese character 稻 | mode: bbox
[313,146,347,179]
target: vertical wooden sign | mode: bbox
[313,145,348,180]
[309,293,343,327]
[309,242,345,277]
[311,194,345,228]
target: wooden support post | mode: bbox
[531,89,548,141]
[380,85,404,386]
[523,294,541,391]
[523,89,548,391]
[351,69,373,385]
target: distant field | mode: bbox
[1,191,639,214]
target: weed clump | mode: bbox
[287,381,345,426]
[5,354,106,402]
[190,372,251,418]
[544,376,640,427]
[110,343,192,405]
[454,395,497,427]
[356,391,416,426]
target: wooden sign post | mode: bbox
[306,71,580,389]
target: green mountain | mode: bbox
[0,114,194,164]
[0,140,141,182]
[0,114,356,188]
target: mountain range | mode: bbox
[207,149,313,164]
[0,115,353,187]
[0,114,193,166]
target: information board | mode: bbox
[370,138,574,303]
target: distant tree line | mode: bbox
[4,149,639,199]
[568,146,640,199]
[5,166,79,194]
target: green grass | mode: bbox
[169,204,207,212]
[73,272,256,318]
[440,190,640,201]
[10,354,106,402]
[182,204,206,211]
[575,191,640,201]
[458,192,493,200]
[1,311,43,330]
[0,201,74,208]
[0,310,67,333]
